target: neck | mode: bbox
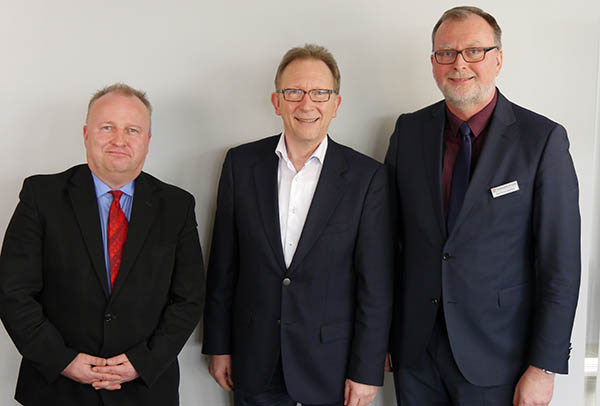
[89,168,137,190]
[284,134,326,172]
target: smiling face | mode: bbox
[432,13,502,118]
[271,58,341,149]
[84,92,151,188]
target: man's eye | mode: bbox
[128,128,139,134]
[442,51,454,57]
[467,48,481,55]
[101,125,112,131]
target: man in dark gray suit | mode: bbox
[385,6,580,406]
[203,44,393,406]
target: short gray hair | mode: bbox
[432,6,502,50]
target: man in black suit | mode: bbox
[0,83,205,406]
[385,6,580,406]
[203,44,393,406]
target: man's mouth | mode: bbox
[296,117,319,123]
[448,76,474,83]
[106,150,129,157]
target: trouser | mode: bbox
[392,311,516,405]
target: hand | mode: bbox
[92,353,139,391]
[209,354,234,392]
[513,365,555,405]
[384,353,393,372]
[344,379,378,406]
[61,353,112,384]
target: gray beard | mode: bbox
[439,81,495,110]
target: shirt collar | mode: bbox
[90,170,135,198]
[275,132,328,166]
[445,88,498,138]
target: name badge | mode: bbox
[490,181,519,198]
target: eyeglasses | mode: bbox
[277,88,338,102]
[432,46,499,65]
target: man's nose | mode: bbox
[298,93,316,109]
[111,129,128,145]
[452,51,470,68]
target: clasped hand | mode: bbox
[61,352,139,391]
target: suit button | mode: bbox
[442,253,451,260]
[104,313,112,322]
[431,298,439,305]
[277,319,281,325]
[282,278,291,286]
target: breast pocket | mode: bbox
[320,222,350,235]
[476,179,531,228]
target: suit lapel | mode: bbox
[287,138,348,274]
[253,139,287,270]
[450,92,518,234]
[422,103,447,237]
[111,172,159,298]
[68,165,109,299]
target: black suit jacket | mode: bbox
[0,164,205,406]
[202,135,394,404]
[385,91,581,386]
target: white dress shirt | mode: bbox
[276,133,328,268]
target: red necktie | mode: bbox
[108,190,128,289]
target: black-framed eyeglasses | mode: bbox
[277,88,338,102]
[432,46,499,65]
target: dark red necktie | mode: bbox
[108,190,128,289]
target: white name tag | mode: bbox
[490,181,519,198]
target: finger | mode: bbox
[93,382,122,391]
[94,373,123,383]
[215,373,233,392]
[106,353,129,366]
[92,379,123,390]
[384,354,393,372]
[82,354,107,367]
[347,392,359,406]
[344,380,350,406]
[94,365,126,375]
[92,371,123,382]
[225,370,234,389]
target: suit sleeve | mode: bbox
[0,179,78,382]
[126,193,206,387]
[384,118,403,353]
[201,150,239,355]
[528,124,581,374]
[346,165,394,386]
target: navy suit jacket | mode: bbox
[0,164,205,406]
[385,91,580,386]
[202,135,394,404]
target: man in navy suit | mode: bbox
[0,84,205,405]
[203,44,393,406]
[385,6,580,406]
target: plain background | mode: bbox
[1,1,599,405]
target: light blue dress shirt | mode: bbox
[91,172,134,294]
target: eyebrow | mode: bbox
[436,40,483,49]
[98,121,144,129]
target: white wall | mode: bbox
[1,1,598,404]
